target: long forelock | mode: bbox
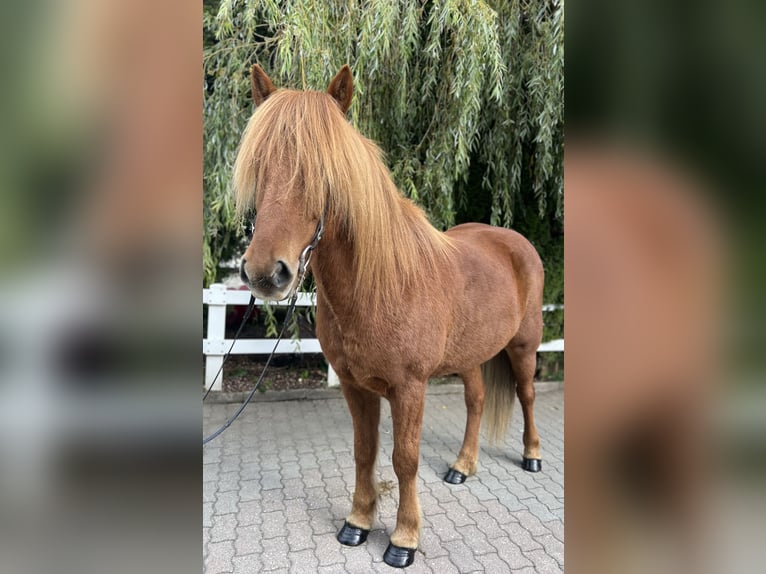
[232,89,453,308]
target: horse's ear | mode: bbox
[327,65,353,114]
[250,64,276,107]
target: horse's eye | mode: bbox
[241,219,254,239]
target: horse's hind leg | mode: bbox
[444,366,484,484]
[336,380,381,546]
[507,341,542,472]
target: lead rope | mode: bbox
[202,295,256,403]
[203,207,327,445]
[202,292,300,445]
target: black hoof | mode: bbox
[336,521,369,546]
[383,543,416,568]
[522,457,542,472]
[444,468,467,484]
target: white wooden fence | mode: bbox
[203,283,563,392]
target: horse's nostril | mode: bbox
[239,259,249,283]
[272,260,293,288]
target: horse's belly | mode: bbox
[436,312,521,375]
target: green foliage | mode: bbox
[203,0,564,341]
[204,0,563,281]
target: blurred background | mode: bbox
[0,1,201,573]
[0,0,763,573]
[566,0,765,573]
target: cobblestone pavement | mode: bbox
[203,385,564,573]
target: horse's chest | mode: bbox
[316,312,437,384]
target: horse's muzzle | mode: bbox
[240,258,294,299]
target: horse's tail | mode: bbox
[481,351,516,445]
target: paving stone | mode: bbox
[490,538,533,570]
[516,508,553,536]
[302,485,327,509]
[423,555,460,574]
[526,548,563,573]
[203,527,211,555]
[428,512,462,543]
[443,538,482,572]
[428,481,458,504]
[281,477,306,500]
[313,534,346,566]
[219,454,241,473]
[210,513,237,542]
[440,501,476,528]
[205,540,235,573]
[218,470,240,493]
[214,491,240,515]
[470,481,499,502]
[476,552,514,573]
[203,501,214,528]
[283,498,308,524]
[287,548,319,572]
[480,498,518,524]
[261,537,290,571]
[233,525,262,556]
[261,488,286,512]
[418,490,445,515]
[261,510,288,539]
[231,553,262,574]
[280,461,301,480]
[459,524,496,556]
[323,476,348,498]
[237,500,263,527]
[239,449,259,464]
[238,479,261,502]
[544,519,565,543]
[470,511,504,539]
[498,520,544,552]
[203,389,564,574]
[260,453,281,471]
[297,452,319,470]
[418,527,449,559]
[261,469,282,491]
[286,521,314,552]
[277,447,298,463]
[204,481,218,503]
[319,459,342,477]
[307,507,337,535]
[301,467,324,489]
[495,487,527,512]
[453,489,487,514]
[523,499,559,523]
[341,545,374,574]
[534,533,565,566]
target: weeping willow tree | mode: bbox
[204,0,564,316]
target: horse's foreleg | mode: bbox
[337,380,380,546]
[445,366,484,484]
[507,343,542,471]
[384,382,426,568]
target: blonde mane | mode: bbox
[232,89,453,306]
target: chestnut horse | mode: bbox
[234,64,544,568]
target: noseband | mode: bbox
[292,204,327,300]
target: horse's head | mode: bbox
[235,64,353,301]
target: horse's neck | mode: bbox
[311,196,450,321]
[311,229,362,320]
